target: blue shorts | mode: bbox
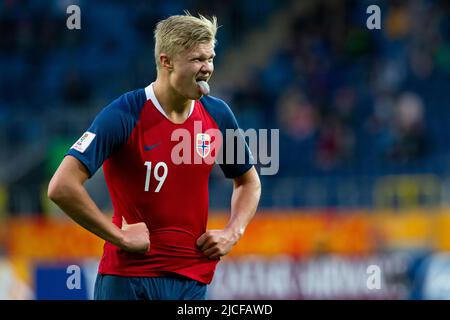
[93,274,207,300]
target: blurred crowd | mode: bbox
[0,0,281,155]
[228,0,450,177]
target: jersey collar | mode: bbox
[145,83,195,119]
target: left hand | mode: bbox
[196,229,238,260]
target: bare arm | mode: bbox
[47,155,149,253]
[197,166,261,259]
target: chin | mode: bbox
[181,87,203,100]
[188,91,203,100]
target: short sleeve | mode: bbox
[65,89,146,177]
[200,96,254,179]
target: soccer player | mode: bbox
[47,13,261,300]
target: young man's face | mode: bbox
[169,41,215,100]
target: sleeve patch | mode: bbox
[71,131,96,153]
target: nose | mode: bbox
[201,60,214,75]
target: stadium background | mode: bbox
[1,0,450,299]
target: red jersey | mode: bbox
[66,83,253,284]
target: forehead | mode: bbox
[185,42,215,57]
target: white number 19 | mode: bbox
[144,161,168,192]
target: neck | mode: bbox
[153,79,192,117]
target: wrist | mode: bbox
[114,228,127,249]
[225,226,244,244]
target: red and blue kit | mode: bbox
[66,83,253,284]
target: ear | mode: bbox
[159,54,173,71]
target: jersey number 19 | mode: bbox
[144,161,168,192]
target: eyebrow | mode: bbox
[191,52,216,60]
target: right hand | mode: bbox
[119,217,150,253]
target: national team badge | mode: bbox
[196,133,211,158]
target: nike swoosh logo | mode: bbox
[144,143,160,151]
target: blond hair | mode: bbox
[154,12,218,69]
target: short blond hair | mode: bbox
[154,12,218,69]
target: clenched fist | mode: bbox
[120,217,150,253]
[196,229,238,260]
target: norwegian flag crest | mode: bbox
[196,133,211,158]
